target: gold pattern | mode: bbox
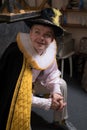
[6,57,32,130]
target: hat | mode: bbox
[25,8,64,37]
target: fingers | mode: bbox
[58,100,66,110]
[51,98,66,110]
[50,93,66,110]
[51,101,60,110]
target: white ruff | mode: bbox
[17,33,57,69]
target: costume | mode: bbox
[0,32,68,130]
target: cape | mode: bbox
[0,43,23,130]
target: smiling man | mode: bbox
[0,8,77,130]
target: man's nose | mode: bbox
[41,35,44,39]
[40,35,45,41]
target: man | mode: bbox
[0,8,77,130]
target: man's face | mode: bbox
[30,24,54,55]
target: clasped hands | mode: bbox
[50,93,66,111]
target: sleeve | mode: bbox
[32,95,52,110]
[39,59,62,95]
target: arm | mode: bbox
[41,59,62,95]
[32,95,52,110]
[37,59,66,110]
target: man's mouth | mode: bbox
[37,42,46,45]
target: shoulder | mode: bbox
[0,42,23,69]
[0,42,22,60]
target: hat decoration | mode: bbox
[41,8,62,26]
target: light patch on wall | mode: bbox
[52,0,68,9]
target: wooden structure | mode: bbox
[0,0,50,22]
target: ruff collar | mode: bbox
[17,33,57,70]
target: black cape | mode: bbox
[0,42,23,130]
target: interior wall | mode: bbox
[52,0,87,9]
[25,0,36,6]
[26,0,87,9]
[36,0,44,6]
[52,0,69,10]
[26,0,51,7]
[64,27,87,51]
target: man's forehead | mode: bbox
[31,24,54,33]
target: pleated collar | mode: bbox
[17,32,57,70]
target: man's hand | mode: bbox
[50,93,66,110]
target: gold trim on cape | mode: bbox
[6,57,32,130]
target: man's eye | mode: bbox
[45,34,52,38]
[35,30,40,34]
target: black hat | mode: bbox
[25,8,64,37]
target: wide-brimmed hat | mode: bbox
[25,8,64,37]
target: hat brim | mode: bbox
[25,18,64,37]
